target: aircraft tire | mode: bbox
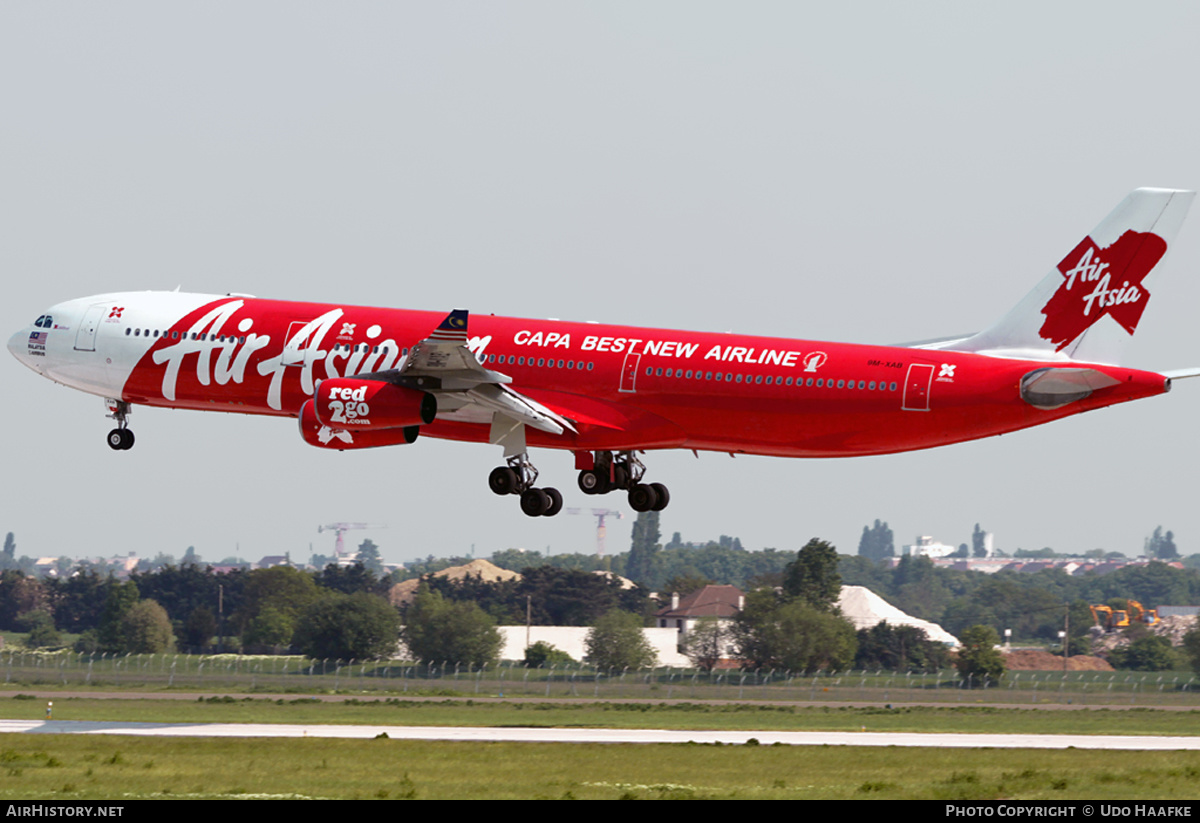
[542,487,563,517]
[628,483,659,513]
[107,429,134,451]
[489,467,519,495]
[578,470,602,495]
[649,482,670,511]
[520,488,550,517]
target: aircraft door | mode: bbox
[619,352,641,393]
[281,320,310,367]
[73,304,107,352]
[902,363,934,411]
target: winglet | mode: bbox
[429,309,469,342]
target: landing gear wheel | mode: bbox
[520,488,551,517]
[578,469,608,495]
[628,483,660,513]
[107,429,134,451]
[542,487,563,517]
[612,464,630,490]
[649,482,670,511]
[489,466,519,495]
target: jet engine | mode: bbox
[312,378,436,430]
[298,398,421,450]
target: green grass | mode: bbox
[0,735,1195,799]
[5,695,1200,737]
[1,691,1199,799]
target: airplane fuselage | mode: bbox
[8,290,1171,460]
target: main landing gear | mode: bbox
[577,450,670,513]
[105,399,135,451]
[488,454,563,518]
[487,449,669,517]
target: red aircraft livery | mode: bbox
[9,189,1198,517]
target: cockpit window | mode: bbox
[34,315,52,329]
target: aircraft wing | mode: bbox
[360,310,575,436]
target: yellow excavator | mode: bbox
[1127,599,1160,627]
[1089,600,1160,632]
[1089,604,1127,632]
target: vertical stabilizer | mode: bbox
[944,188,1194,364]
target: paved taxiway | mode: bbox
[1,720,1198,750]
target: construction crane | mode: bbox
[317,522,386,559]
[565,508,624,556]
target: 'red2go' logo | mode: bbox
[1038,230,1167,351]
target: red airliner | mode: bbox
[9,189,1197,517]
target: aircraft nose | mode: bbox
[8,326,35,370]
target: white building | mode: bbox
[902,535,959,559]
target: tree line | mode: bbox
[0,562,400,660]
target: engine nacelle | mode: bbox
[313,378,436,430]
[298,399,420,450]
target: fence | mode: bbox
[1,651,1198,707]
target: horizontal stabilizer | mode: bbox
[1161,367,1200,380]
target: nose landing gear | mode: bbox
[105,399,135,451]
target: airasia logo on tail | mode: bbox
[1038,230,1166,351]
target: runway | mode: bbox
[1,719,1198,750]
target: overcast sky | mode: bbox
[3,2,1200,567]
